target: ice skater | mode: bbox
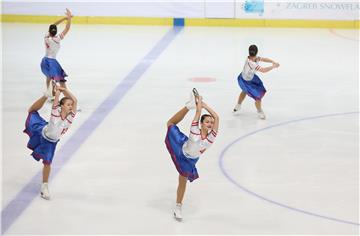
[165,89,219,220]
[41,8,72,94]
[233,44,280,119]
[23,84,77,200]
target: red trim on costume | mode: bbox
[190,131,200,135]
[27,143,35,150]
[206,138,213,143]
[52,76,63,82]
[23,129,32,137]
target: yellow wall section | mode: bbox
[186,18,359,29]
[1,14,359,29]
[1,15,173,26]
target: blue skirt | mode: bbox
[165,125,199,182]
[237,73,266,101]
[23,111,58,165]
[40,57,68,82]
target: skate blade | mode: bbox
[192,88,199,97]
[173,213,182,222]
[40,193,50,200]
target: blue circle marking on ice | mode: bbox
[219,111,359,226]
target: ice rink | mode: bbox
[1,23,359,234]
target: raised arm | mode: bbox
[201,102,219,133]
[192,96,202,123]
[52,17,66,26]
[60,8,72,37]
[52,86,61,108]
[58,87,77,112]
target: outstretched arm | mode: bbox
[202,102,219,133]
[258,57,280,73]
[258,63,280,73]
[259,57,276,63]
[60,9,72,38]
[53,17,67,26]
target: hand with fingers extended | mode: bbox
[65,8,73,19]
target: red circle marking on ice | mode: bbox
[189,77,217,83]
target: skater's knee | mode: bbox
[167,120,174,128]
[178,175,187,185]
[43,163,51,169]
